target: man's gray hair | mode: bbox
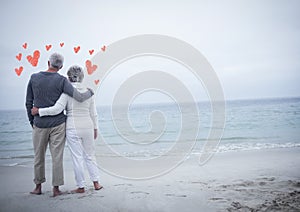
[67,65,84,83]
[49,53,64,69]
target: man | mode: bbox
[26,53,93,197]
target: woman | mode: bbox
[31,65,102,193]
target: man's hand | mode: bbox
[87,88,94,95]
[31,107,39,116]
[94,129,98,140]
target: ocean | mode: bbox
[0,97,299,167]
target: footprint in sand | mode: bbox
[130,191,150,195]
[236,181,255,187]
[259,181,267,186]
[209,197,224,201]
[256,177,276,181]
[114,183,133,187]
[165,193,187,198]
[190,181,208,186]
[287,180,300,188]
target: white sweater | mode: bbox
[39,83,98,130]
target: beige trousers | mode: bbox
[32,122,66,186]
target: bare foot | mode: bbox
[53,186,63,197]
[93,181,103,190]
[30,184,42,195]
[71,188,85,193]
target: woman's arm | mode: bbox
[38,93,68,116]
[89,97,99,139]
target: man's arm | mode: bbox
[25,78,34,127]
[62,78,93,102]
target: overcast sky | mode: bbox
[0,0,299,110]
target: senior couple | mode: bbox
[26,53,102,197]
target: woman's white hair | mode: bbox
[67,65,84,82]
[49,53,64,69]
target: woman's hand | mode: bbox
[31,107,39,116]
[94,129,98,140]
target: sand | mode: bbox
[1,147,300,212]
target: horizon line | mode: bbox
[1,95,299,111]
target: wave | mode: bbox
[0,155,34,160]
[96,142,300,158]
[220,136,277,141]
[0,148,33,152]
[1,143,299,162]
[1,163,19,167]
[0,130,32,133]
[194,142,300,154]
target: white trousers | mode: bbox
[66,128,100,188]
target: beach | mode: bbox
[1,98,299,211]
[1,0,300,211]
[1,147,299,212]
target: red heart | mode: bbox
[60,42,64,47]
[15,66,24,76]
[27,50,40,67]
[31,58,39,67]
[94,79,100,85]
[85,60,97,75]
[26,55,33,62]
[89,49,94,55]
[101,45,106,52]
[16,53,22,61]
[74,46,80,53]
[22,43,27,49]
[45,45,52,51]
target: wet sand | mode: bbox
[1,147,299,211]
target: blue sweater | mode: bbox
[26,71,93,128]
